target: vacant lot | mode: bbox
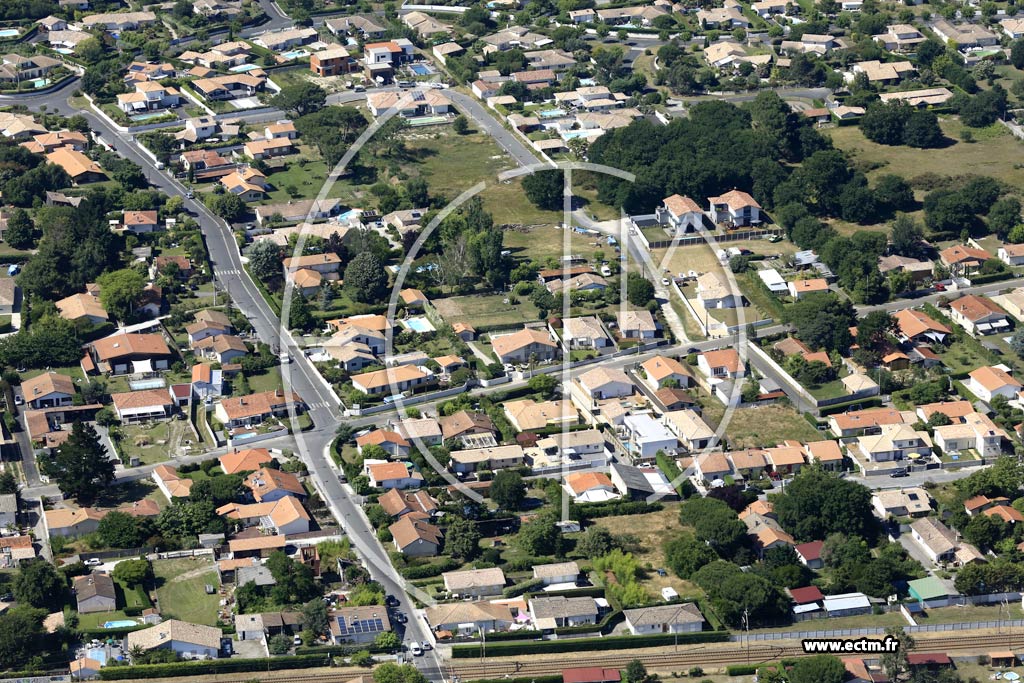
[591,506,703,599]
[115,420,192,466]
[433,292,542,329]
[717,404,823,449]
[153,557,221,626]
[827,119,1024,188]
[503,224,610,265]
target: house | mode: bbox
[939,244,991,274]
[191,364,223,400]
[389,515,442,556]
[655,387,697,412]
[930,18,998,47]
[433,42,464,65]
[364,460,422,489]
[20,130,88,155]
[329,606,393,645]
[214,389,306,428]
[529,596,599,629]
[828,407,905,438]
[698,349,745,380]
[948,295,1009,337]
[74,573,116,614]
[708,190,760,226]
[617,309,657,339]
[356,429,411,458]
[442,567,507,597]
[310,47,351,77]
[396,417,443,446]
[533,430,606,468]
[153,465,193,500]
[609,461,675,500]
[87,333,172,375]
[0,495,15,529]
[379,488,437,518]
[228,535,286,559]
[82,11,157,31]
[449,445,524,475]
[577,367,634,401]
[823,593,871,618]
[440,410,495,444]
[402,11,451,38]
[192,74,265,102]
[873,488,932,518]
[729,448,767,479]
[533,561,579,586]
[491,328,558,364]
[805,440,844,471]
[424,601,513,635]
[622,603,704,635]
[218,496,310,535]
[70,657,103,680]
[568,8,597,23]
[622,413,678,461]
[244,467,305,503]
[243,137,294,160]
[992,288,1024,322]
[194,334,248,364]
[220,168,267,201]
[252,26,317,51]
[641,356,693,390]
[967,365,1022,402]
[657,194,704,234]
[46,147,104,184]
[910,517,957,564]
[117,81,181,114]
[694,450,732,482]
[788,278,829,300]
[325,14,387,40]
[765,445,806,475]
[852,60,915,84]
[697,7,749,28]
[563,471,619,503]
[44,507,106,537]
[757,527,796,552]
[894,308,950,345]
[874,24,926,51]
[186,309,232,344]
[794,541,824,569]
[219,448,273,475]
[562,316,611,349]
[21,372,75,409]
[696,271,741,309]
[878,88,954,108]
[998,243,1024,267]
[855,424,931,462]
[933,412,1006,458]
[351,365,433,396]
[111,389,174,424]
[126,619,221,659]
[0,54,60,83]
[663,410,714,453]
[503,399,576,432]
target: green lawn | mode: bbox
[827,119,1024,189]
[720,404,822,449]
[433,292,542,329]
[246,365,283,394]
[502,224,610,265]
[114,421,190,466]
[76,609,134,631]
[153,557,221,626]
[261,149,353,204]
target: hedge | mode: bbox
[968,271,1015,286]
[398,557,462,580]
[502,577,544,598]
[98,654,331,679]
[450,630,730,658]
[656,452,685,496]
[294,643,390,656]
[80,624,151,639]
[577,499,663,520]
[816,396,883,416]
[554,609,624,636]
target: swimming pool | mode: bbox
[100,620,137,630]
[130,111,166,122]
[562,130,593,140]
[538,108,566,119]
[230,63,261,72]
[409,63,434,76]
[281,49,308,60]
[0,29,20,38]
[404,316,435,333]
[87,647,108,664]
[408,115,448,127]
[30,78,50,89]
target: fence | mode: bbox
[738,619,1024,642]
[644,228,785,250]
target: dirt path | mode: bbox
[168,562,216,584]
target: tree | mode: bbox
[789,655,846,683]
[1013,38,1024,69]
[271,82,327,117]
[527,372,558,398]
[691,560,789,628]
[890,214,923,257]
[444,515,481,560]
[268,633,293,655]
[879,627,914,683]
[516,511,563,556]
[875,175,914,213]
[626,272,655,306]
[344,252,388,304]
[988,197,1021,238]
[0,605,46,670]
[0,468,15,495]
[860,102,910,146]
[678,498,747,555]
[97,511,149,548]
[4,208,33,249]
[373,663,428,683]
[787,294,857,354]
[774,467,875,542]
[490,470,526,510]
[576,526,616,557]
[13,560,66,610]
[856,310,896,352]
[301,598,328,635]
[97,268,146,321]
[663,533,718,579]
[374,631,401,651]
[42,422,114,504]
[452,115,470,134]
[206,192,246,221]
[624,660,648,683]
[522,169,564,211]
[963,513,1007,550]
[112,558,153,586]
[351,650,374,667]
[1011,327,1024,357]
[288,294,315,331]
[249,240,282,282]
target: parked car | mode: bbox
[410,643,423,656]
[889,468,909,478]
[421,641,432,651]
[84,558,102,566]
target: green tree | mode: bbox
[444,515,481,560]
[96,268,146,321]
[268,632,293,655]
[373,663,428,683]
[288,294,315,331]
[624,660,648,683]
[902,110,944,148]
[41,422,115,504]
[856,310,896,352]
[963,513,1007,550]
[1011,327,1024,357]
[988,197,1022,238]
[271,82,327,117]
[490,470,526,510]
[789,655,846,683]
[517,511,563,556]
[374,631,401,651]
[787,293,856,354]
[522,170,564,210]
[774,467,874,542]
[249,240,282,282]
[4,208,33,249]
[678,497,746,555]
[626,272,655,307]
[452,115,470,134]
[879,627,914,683]
[351,650,374,666]
[344,252,388,304]
[112,558,153,585]
[663,532,718,579]
[13,560,66,610]
[301,597,328,635]
[527,372,558,398]
[890,214,923,257]
[206,192,246,221]
[0,605,46,670]
[97,511,149,548]
[576,526,616,557]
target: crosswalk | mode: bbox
[217,268,241,276]
[305,400,334,409]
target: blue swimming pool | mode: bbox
[0,29,20,38]
[130,111,166,122]
[562,131,592,140]
[230,63,261,72]
[404,316,435,333]
[409,63,434,76]
[538,108,566,119]
[281,49,308,60]
[100,620,137,630]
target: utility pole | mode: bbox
[743,607,750,664]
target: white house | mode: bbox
[562,316,612,349]
[708,189,761,226]
[999,244,1024,267]
[528,596,599,629]
[622,413,678,461]
[657,194,704,234]
[967,365,1022,403]
[696,271,741,309]
[910,517,956,564]
[533,561,579,585]
[933,412,1006,458]
[623,604,704,635]
[758,268,789,294]
[576,367,634,400]
[948,295,1009,337]
[125,619,222,660]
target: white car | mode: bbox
[84,558,102,566]
[661,278,671,286]
[410,643,423,657]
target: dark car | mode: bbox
[385,594,400,607]
[889,468,909,478]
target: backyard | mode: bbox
[153,557,222,626]
[113,420,193,466]
[433,292,542,329]
[707,404,823,449]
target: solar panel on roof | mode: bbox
[336,616,385,635]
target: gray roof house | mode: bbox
[623,603,705,634]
